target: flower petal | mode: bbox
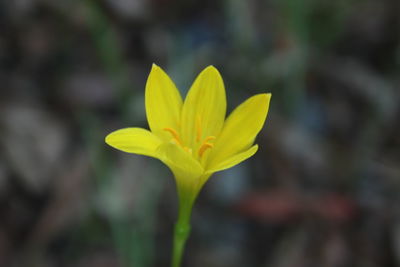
[145,64,183,139]
[181,66,226,147]
[206,145,258,173]
[207,93,271,168]
[157,143,204,178]
[105,127,162,157]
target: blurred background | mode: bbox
[0,0,399,266]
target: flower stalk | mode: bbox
[172,202,193,267]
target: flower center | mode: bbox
[163,127,215,158]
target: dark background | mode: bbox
[0,0,399,266]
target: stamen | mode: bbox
[196,115,202,142]
[163,127,183,146]
[198,143,214,157]
[164,126,215,157]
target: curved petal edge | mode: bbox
[105,127,162,158]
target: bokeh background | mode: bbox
[0,0,399,266]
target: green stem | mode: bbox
[171,194,195,267]
[172,221,191,267]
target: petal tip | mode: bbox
[249,93,271,106]
[150,63,161,72]
[255,93,272,107]
[203,65,221,76]
[104,132,112,145]
[253,144,259,151]
[259,93,272,100]
[104,131,121,148]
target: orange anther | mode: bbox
[164,127,183,146]
[198,143,214,157]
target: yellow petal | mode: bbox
[207,93,271,168]
[105,127,162,157]
[157,142,204,178]
[145,64,183,139]
[206,145,258,173]
[180,66,226,147]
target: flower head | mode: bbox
[106,64,271,202]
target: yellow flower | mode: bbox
[106,64,271,204]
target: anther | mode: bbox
[198,143,214,157]
[163,127,183,146]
